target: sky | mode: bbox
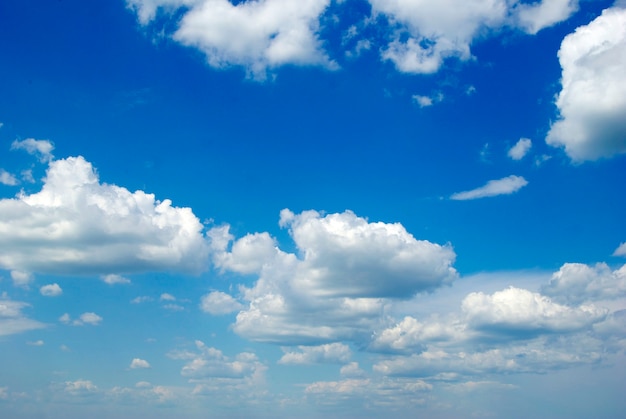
[0,0,625,417]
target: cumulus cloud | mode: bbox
[514,0,579,35]
[450,175,528,200]
[209,209,457,345]
[614,242,626,257]
[0,169,18,186]
[11,138,54,162]
[40,283,63,297]
[508,138,532,160]
[0,156,209,276]
[541,263,626,304]
[160,293,176,301]
[278,343,351,365]
[10,270,33,289]
[61,312,103,326]
[64,380,98,397]
[412,92,443,108]
[0,298,45,336]
[130,358,151,369]
[370,315,465,353]
[101,274,131,285]
[546,6,626,161]
[200,291,243,315]
[128,0,335,80]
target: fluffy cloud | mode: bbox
[462,287,607,336]
[63,380,98,397]
[40,283,63,297]
[128,0,335,79]
[546,6,626,161]
[508,138,532,160]
[61,312,103,326]
[199,291,243,315]
[209,209,457,344]
[278,343,351,365]
[0,169,18,186]
[450,175,528,200]
[101,274,131,285]
[0,156,209,276]
[130,358,151,369]
[614,242,626,257]
[11,138,54,162]
[541,263,626,304]
[514,0,579,35]
[0,298,45,336]
[10,270,33,289]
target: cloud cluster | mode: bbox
[546,6,626,161]
[0,156,209,276]
[209,209,457,344]
[278,343,351,365]
[127,0,581,78]
[541,263,626,304]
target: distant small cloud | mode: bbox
[11,271,33,289]
[130,358,151,369]
[101,274,131,285]
[160,293,176,301]
[40,283,63,297]
[0,169,18,186]
[27,340,44,346]
[451,176,528,200]
[131,296,153,304]
[60,312,102,326]
[163,303,184,312]
[412,92,444,108]
[11,138,54,162]
[59,313,71,324]
[508,138,532,160]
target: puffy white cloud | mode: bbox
[40,283,63,297]
[10,270,33,289]
[462,287,607,336]
[128,0,335,80]
[546,6,626,161]
[614,242,626,257]
[63,380,98,397]
[541,263,626,304]
[101,274,131,285]
[200,291,243,315]
[278,343,351,365]
[130,358,151,369]
[508,138,532,160]
[62,312,102,326]
[0,156,209,276]
[412,92,443,108]
[450,175,528,200]
[11,138,54,162]
[210,209,457,345]
[514,0,579,35]
[160,293,176,301]
[0,169,18,186]
[0,298,45,336]
[340,361,366,377]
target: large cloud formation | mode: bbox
[209,209,457,344]
[127,0,580,77]
[0,156,209,276]
[546,6,626,161]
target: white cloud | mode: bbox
[462,286,607,336]
[59,313,71,324]
[40,283,63,297]
[101,274,131,285]
[62,312,103,326]
[200,291,243,315]
[160,293,176,301]
[131,296,153,304]
[340,361,365,377]
[163,303,184,311]
[370,315,465,353]
[614,242,626,257]
[27,340,44,346]
[508,138,532,160]
[450,175,528,200]
[10,270,33,289]
[0,156,209,276]
[546,6,626,161]
[128,0,335,80]
[0,169,18,186]
[11,138,54,162]
[64,380,98,396]
[514,0,579,35]
[278,343,351,365]
[541,263,626,304]
[412,92,443,108]
[0,298,45,336]
[212,209,457,345]
[130,358,151,369]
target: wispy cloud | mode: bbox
[451,175,528,200]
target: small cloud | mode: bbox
[466,85,477,95]
[131,296,153,304]
[135,381,152,388]
[412,92,444,108]
[200,291,242,315]
[77,312,102,326]
[451,175,528,200]
[40,283,63,297]
[163,303,184,312]
[508,138,532,160]
[160,293,176,301]
[129,358,151,369]
[480,143,491,163]
[20,169,35,183]
[11,271,33,289]
[534,154,552,166]
[60,344,71,352]
[59,313,71,324]
[11,138,54,162]
[101,274,130,285]
[0,169,18,186]
[614,243,626,257]
[27,340,44,346]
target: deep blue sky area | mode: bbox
[0,1,625,418]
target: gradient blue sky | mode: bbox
[1,1,625,418]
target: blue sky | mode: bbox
[1,0,625,417]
